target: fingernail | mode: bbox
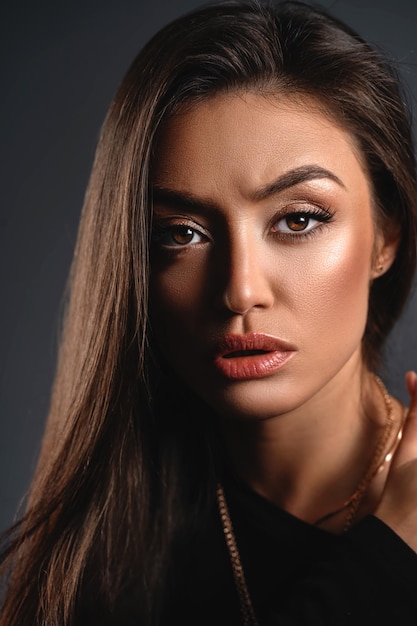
[407,371,417,394]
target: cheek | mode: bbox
[149,253,211,332]
[288,228,374,340]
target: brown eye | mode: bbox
[152,223,206,248]
[271,209,332,237]
[171,226,196,245]
[285,214,309,231]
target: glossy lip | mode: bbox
[213,333,296,380]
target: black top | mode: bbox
[166,475,417,625]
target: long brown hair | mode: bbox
[2,2,417,624]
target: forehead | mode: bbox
[152,91,370,202]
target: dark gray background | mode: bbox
[1,0,417,533]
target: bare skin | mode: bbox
[150,91,416,538]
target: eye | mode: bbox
[272,208,333,236]
[277,213,318,233]
[152,223,206,247]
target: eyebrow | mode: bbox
[152,164,345,212]
[152,186,220,214]
[253,165,346,200]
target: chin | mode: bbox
[196,377,300,422]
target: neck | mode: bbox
[221,361,388,528]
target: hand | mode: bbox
[375,371,417,552]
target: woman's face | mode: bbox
[149,92,390,420]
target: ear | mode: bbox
[370,222,400,279]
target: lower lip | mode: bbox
[214,350,294,380]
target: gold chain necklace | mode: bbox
[217,483,259,626]
[217,375,398,626]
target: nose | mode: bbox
[221,231,274,315]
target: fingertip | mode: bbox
[406,371,417,397]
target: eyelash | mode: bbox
[151,206,335,249]
[270,206,335,241]
[151,220,210,248]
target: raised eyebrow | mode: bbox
[253,165,346,201]
[151,186,220,214]
[151,165,345,212]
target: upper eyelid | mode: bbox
[153,204,333,222]
[152,215,207,229]
[269,203,335,225]
[153,211,216,232]
[272,200,334,214]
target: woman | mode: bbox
[1,1,417,624]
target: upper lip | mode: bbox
[214,332,296,358]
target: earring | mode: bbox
[377,264,384,272]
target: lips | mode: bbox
[213,333,296,380]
